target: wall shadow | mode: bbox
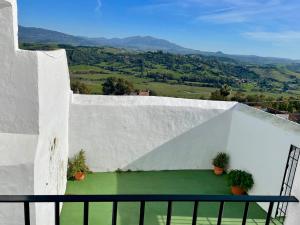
[122,110,233,171]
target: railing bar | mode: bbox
[276,145,295,217]
[217,201,224,225]
[288,149,300,195]
[166,201,172,225]
[112,201,118,225]
[24,202,30,225]
[283,183,292,189]
[0,194,298,202]
[84,201,89,225]
[139,201,145,225]
[192,201,199,225]
[265,202,274,225]
[55,202,60,225]
[242,202,249,225]
[283,148,297,196]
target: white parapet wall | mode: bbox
[227,104,300,213]
[0,1,71,225]
[69,95,237,171]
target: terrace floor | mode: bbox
[60,170,277,225]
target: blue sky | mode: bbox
[18,0,300,59]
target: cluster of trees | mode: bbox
[210,84,232,100]
[71,81,91,94]
[71,78,134,95]
[71,78,159,96]
[102,77,134,95]
[210,85,300,113]
[231,92,300,113]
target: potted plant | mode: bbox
[212,152,229,175]
[67,150,90,181]
[228,170,254,195]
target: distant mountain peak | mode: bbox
[18,25,300,64]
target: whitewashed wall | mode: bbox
[0,1,70,225]
[0,1,38,224]
[285,162,300,225]
[227,104,300,213]
[69,95,237,171]
[0,133,37,225]
[0,0,39,134]
[33,51,70,225]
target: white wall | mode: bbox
[0,1,39,224]
[69,95,236,171]
[285,162,300,225]
[0,133,37,225]
[33,50,70,225]
[0,0,39,134]
[227,104,300,213]
[0,1,71,225]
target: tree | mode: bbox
[71,81,91,94]
[220,84,231,98]
[102,77,134,95]
[210,84,231,100]
[231,91,246,102]
[149,89,158,96]
[138,59,145,77]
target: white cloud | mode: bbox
[133,0,300,27]
[244,31,300,42]
[196,0,284,23]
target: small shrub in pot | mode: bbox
[67,150,90,181]
[212,152,229,175]
[227,170,254,195]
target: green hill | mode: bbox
[20,43,300,98]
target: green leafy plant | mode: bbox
[227,170,254,191]
[67,150,90,180]
[212,152,229,169]
[115,168,123,173]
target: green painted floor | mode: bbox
[60,170,270,225]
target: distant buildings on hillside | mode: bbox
[130,90,150,96]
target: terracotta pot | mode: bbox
[231,186,245,195]
[213,166,224,175]
[75,172,85,181]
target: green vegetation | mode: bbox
[71,81,91,94]
[102,77,134,95]
[210,84,232,100]
[229,91,300,113]
[20,43,300,113]
[61,170,266,225]
[228,170,254,192]
[67,150,90,180]
[212,152,229,169]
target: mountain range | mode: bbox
[19,26,300,65]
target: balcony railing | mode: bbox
[0,194,298,225]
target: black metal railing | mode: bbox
[0,195,298,225]
[276,145,300,223]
